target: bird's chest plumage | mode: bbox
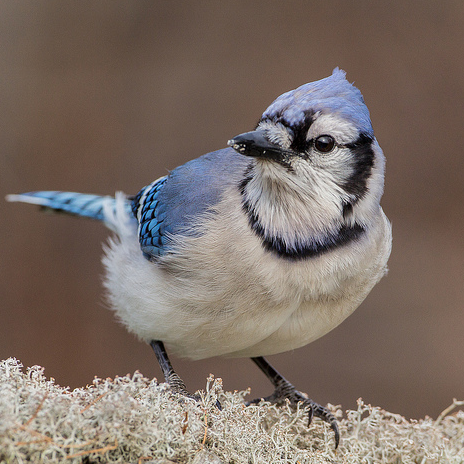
[139,192,391,359]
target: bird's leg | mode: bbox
[150,340,222,410]
[249,356,340,448]
[150,340,198,400]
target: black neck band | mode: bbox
[242,198,365,260]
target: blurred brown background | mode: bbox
[1,1,463,420]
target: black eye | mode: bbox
[314,135,335,153]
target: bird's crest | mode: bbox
[261,68,373,137]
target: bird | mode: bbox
[7,68,392,448]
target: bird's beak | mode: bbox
[227,130,291,163]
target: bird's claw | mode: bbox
[248,378,339,449]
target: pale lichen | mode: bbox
[1,358,462,463]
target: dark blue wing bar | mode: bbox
[131,176,169,259]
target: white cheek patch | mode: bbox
[307,113,359,144]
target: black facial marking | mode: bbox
[342,200,354,219]
[289,110,314,153]
[242,199,262,237]
[342,133,375,201]
[238,163,255,196]
[258,109,315,155]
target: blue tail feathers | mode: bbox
[6,191,114,221]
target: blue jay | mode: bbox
[7,69,392,448]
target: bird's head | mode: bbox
[228,68,386,234]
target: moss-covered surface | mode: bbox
[1,358,462,463]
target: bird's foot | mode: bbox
[164,370,200,401]
[248,374,339,448]
[150,340,221,409]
